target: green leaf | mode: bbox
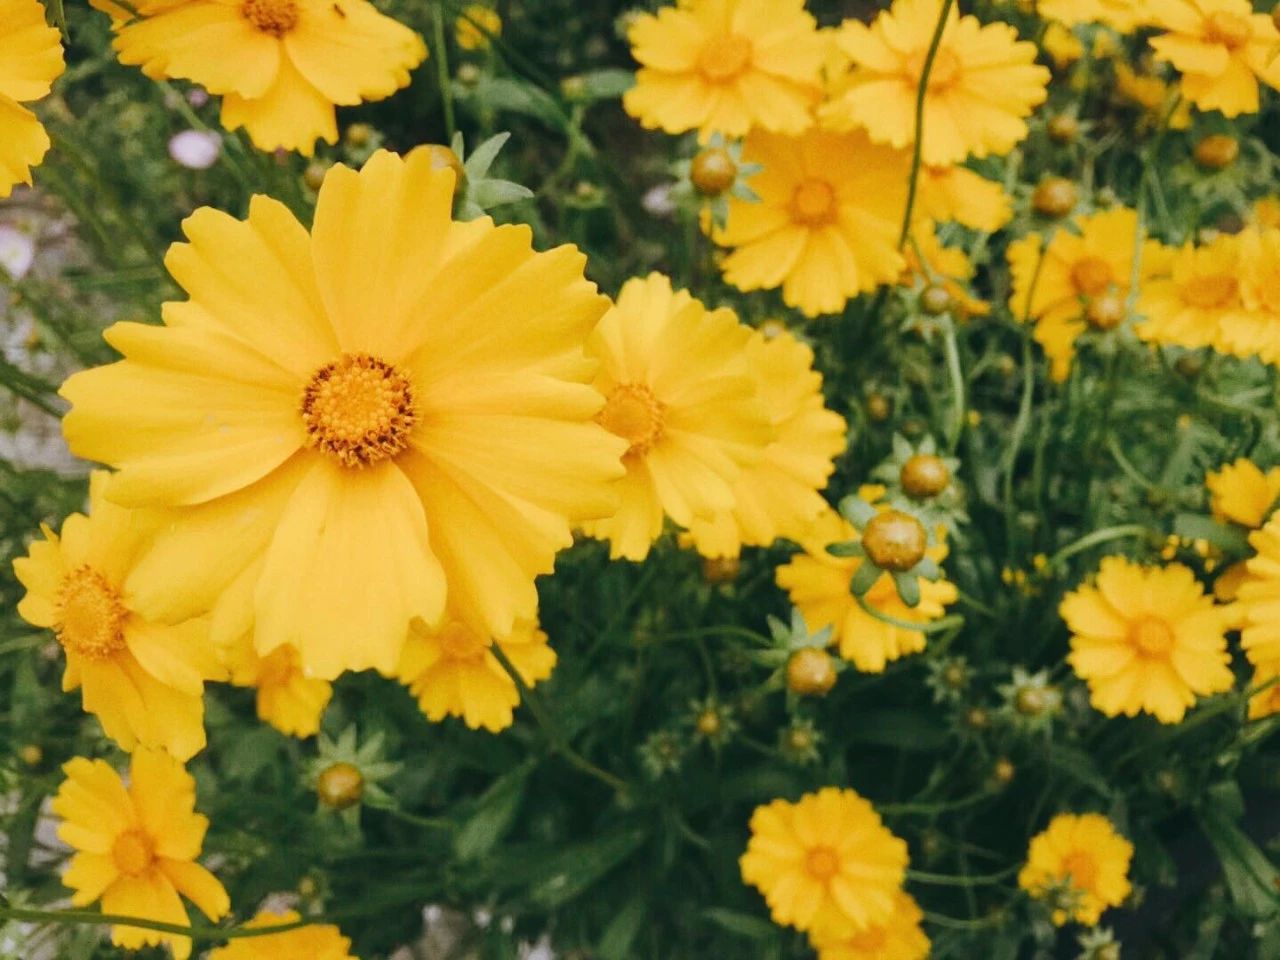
[468,179,535,210]
[464,132,512,180]
[460,77,567,131]
[455,762,533,861]
[1173,513,1250,555]
[1045,744,1114,798]
[893,570,921,607]
[701,908,780,941]
[850,561,882,596]
[568,68,636,101]
[1199,801,1280,918]
[826,539,864,558]
[598,895,647,959]
[527,829,647,907]
[844,708,948,751]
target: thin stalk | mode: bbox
[853,592,964,635]
[431,3,457,141]
[898,0,956,248]
[1043,524,1150,572]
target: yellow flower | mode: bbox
[685,329,847,558]
[394,614,555,732]
[1041,23,1085,69]
[52,750,230,960]
[1136,234,1247,350]
[777,510,958,673]
[821,0,1050,166]
[740,787,909,939]
[456,4,500,51]
[1018,813,1133,926]
[1247,660,1280,719]
[716,128,911,317]
[1147,0,1280,116]
[1039,0,1149,32]
[60,150,626,680]
[1061,557,1234,723]
[1007,207,1170,382]
[810,890,929,960]
[1222,226,1280,363]
[1205,458,1280,529]
[582,273,771,560]
[622,0,826,141]
[0,0,64,197]
[1239,514,1280,666]
[222,630,332,737]
[13,472,220,760]
[903,223,991,318]
[209,910,355,960]
[92,0,426,155]
[917,163,1013,233]
[1250,195,1280,229]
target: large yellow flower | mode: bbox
[0,0,64,197]
[92,0,425,155]
[222,630,332,737]
[1136,234,1247,351]
[13,472,220,760]
[621,0,826,140]
[776,510,957,673]
[1222,226,1280,363]
[582,273,771,560]
[820,0,1049,166]
[740,787,908,939]
[1147,0,1280,116]
[810,890,929,960]
[716,128,911,317]
[60,149,626,680]
[394,614,555,732]
[52,750,230,960]
[685,329,847,558]
[1018,813,1133,926]
[1061,557,1234,723]
[1205,458,1280,529]
[209,910,355,960]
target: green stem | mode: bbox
[907,865,1017,887]
[853,592,964,636]
[940,316,965,452]
[898,0,956,248]
[431,3,457,141]
[0,906,311,943]
[1043,524,1150,572]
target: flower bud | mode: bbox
[1194,134,1239,170]
[901,454,951,499]
[316,762,364,810]
[1032,176,1077,218]
[862,510,928,571]
[690,147,738,197]
[1047,114,1079,144]
[786,648,837,696]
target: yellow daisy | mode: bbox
[810,890,930,960]
[903,223,991,319]
[209,910,355,960]
[1205,458,1280,529]
[582,273,771,560]
[716,128,911,317]
[1247,660,1280,719]
[740,787,909,938]
[1223,226,1280,363]
[52,750,230,960]
[0,0,64,197]
[1019,813,1133,926]
[917,163,1013,233]
[621,0,826,140]
[60,149,626,680]
[92,0,425,155]
[821,0,1050,166]
[685,328,847,558]
[1061,557,1235,723]
[394,614,555,733]
[456,4,500,51]
[1041,23,1085,70]
[776,510,958,673]
[13,472,220,761]
[1039,0,1149,32]
[1136,235,1246,350]
[1239,514,1280,666]
[223,630,332,737]
[1147,0,1280,116]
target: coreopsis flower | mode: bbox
[1147,0,1280,116]
[1247,660,1280,719]
[917,164,1013,233]
[809,890,930,960]
[91,0,426,155]
[13,472,221,760]
[1239,515,1280,666]
[685,329,847,558]
[456,4,500,51]
[715,128,911,317]
[621,0,827,140]
[1007,207,1171,381]
[1223,227,1280,363]
[1041,23,1085,70]
[0,0,64,197]
[582,273,771,560]
[1039,0,1149,31]
[52,750,230,960]
[776,510,958,673]
[903,224,991,319]
[210,911,355,960]
[1112,62,1194,129]
[60,149,627,680]
[820,0,1050,166]
[1019,813,1133,926]
[222,631,332,737]
[1205,458,1280,529]
[1136,235,1247,350]
[740,787,909,938]
[394,614,555,732]
[1061,557,1234,723]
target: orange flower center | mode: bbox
[1129,616,1175,657]
[1071,257,1114,297]
[112,830,156,877]
[698,34,753,82]
[437,622,488,662]
[1182,273,1238,309]
[907,46,962,91]
[241,0,299,36]
[789,179,838,227]
[55,565,128,661]
[1205,11,1250,50]
[598,383,666,458]
[805,845,841,880]
[1061,850,1099,891]
[301,353,417,468]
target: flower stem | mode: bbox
[431,3,457,142]
[898,0,956,249]
[1042,524,1150,572]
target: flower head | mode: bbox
[1205,458,1280,529]
[223,630,332,737]
[1136,234,1248,350]
[456,4,500,51]
[741,787,908,938]
[1062,557,1234,723]
[52,750,230,960]
[1239,514,1280,666]
[809,890,930,960]
[0,0,65,196]
[210,910,355,960]
[1221,226,1280,363]
[1019,813,1133,926]
[917,164,1013,233]
[622,0,827,140]
[60,149,626,680]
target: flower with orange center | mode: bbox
[1220,226,1280,363]
[221,626,332,737]
[52,750,230,960]
[621,0,826,140]
[901,223,991,319]
[0,0,65,197]
[210,910,356,960]
[740,786,909,939]
[1136,234,1248,350]
[1204,458,1280,529]
[820,0,1049,166]
[1061,557,1234,723]
[59,149,627,681]
[1019,813,1133,926]
[1146,0,1280,116]
[715,127,912,317]
[13,472,221,760]
[89,0,425,154]
[809,890,930,960]
[581,273,772,560]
